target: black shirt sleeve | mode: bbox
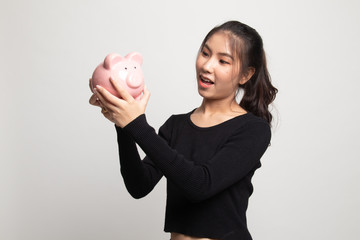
[122,114,271,202]
[116,126,163,199]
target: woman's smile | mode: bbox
[199,74,214,88]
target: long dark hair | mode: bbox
[200,21,278,125]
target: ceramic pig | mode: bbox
[91,52,145,100]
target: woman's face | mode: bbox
[196,32,244,102]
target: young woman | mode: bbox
[89,21,277,240]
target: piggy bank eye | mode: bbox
[125,67,128,70]
[134,66,137,69]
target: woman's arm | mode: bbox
[123,114,271,203]
[91,79,270,202]
[89,78,160,198]
[116,126,163,199]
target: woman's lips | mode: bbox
[199,75,214,88]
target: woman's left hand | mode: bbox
[94,77,150,128]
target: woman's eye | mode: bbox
[202,51,209,57]
[220,59,230,64]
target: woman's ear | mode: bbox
[239,67,255,85]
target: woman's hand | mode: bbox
[89,79,101,107]
[92,77,150,128]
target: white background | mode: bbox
[1,0,359,239]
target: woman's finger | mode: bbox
[101,107,108,114]
[94,85,123,110]
[110,77,134,102]
[89,78,102,107]
[100,107,113,121]
[89,93,101,107]
[94,87,112,108]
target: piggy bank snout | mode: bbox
[126,71,144,88]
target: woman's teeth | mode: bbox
[200,76,214,84]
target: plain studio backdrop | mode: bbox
[1,0,359,239]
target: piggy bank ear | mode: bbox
[126,52,143,65]
[104,53,123,70]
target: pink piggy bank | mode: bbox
[91,52,144,100]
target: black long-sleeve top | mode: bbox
[116,110,271,240]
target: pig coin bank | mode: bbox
[91,52,145,100]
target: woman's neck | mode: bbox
[197,98,245,116]
[190,98,247,128]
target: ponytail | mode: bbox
[239,49,277,125]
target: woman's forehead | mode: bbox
[205,32,233,54]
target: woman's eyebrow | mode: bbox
[204,44,233,60]
[218,52,234,60]
[203,44,212,53]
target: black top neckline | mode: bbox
[186,108,251,131]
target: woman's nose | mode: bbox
[202,57,215,73]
